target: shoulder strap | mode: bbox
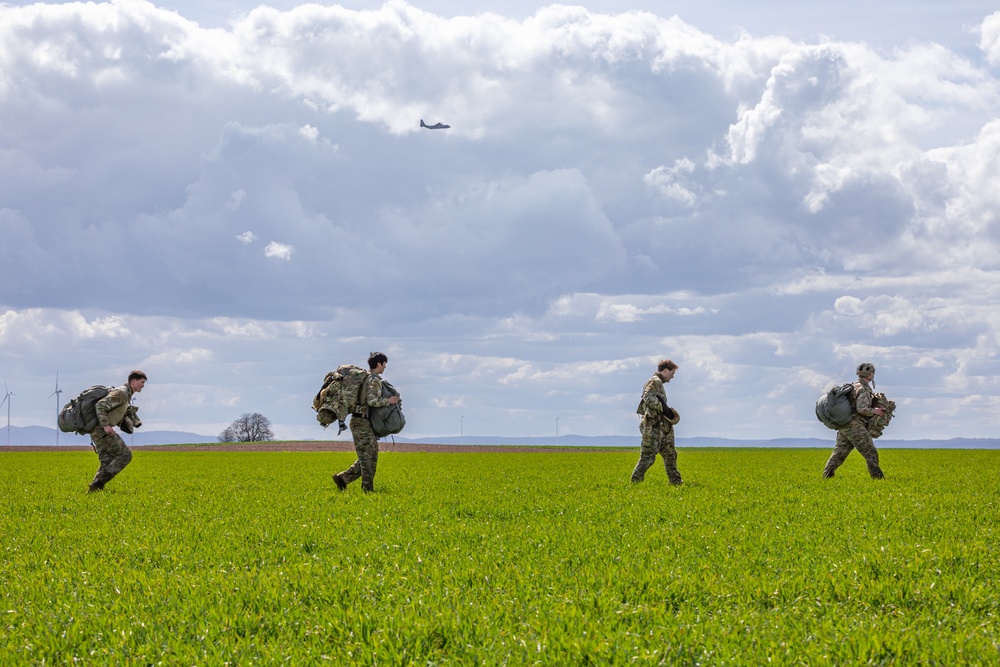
[358,371,372,407]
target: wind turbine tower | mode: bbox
[48,371,63,445]
[1,379,12,447]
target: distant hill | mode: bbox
[2,425,216,446]
[3,426,998,449]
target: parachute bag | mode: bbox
[370,380,405,438]
[312,365,370,434]
[815,383,855,430]
[868,393,896,439]
[120,405,142,435]
[58,385,111,435]
[312,371,341,429]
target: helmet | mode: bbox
[856,362,876,376]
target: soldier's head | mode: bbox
[368,352,388,371]
[128,369,147,393]
[856,362,875,381]
[657,359,678,382]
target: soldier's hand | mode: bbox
[103,425,115,434]
[873,408,885,416]
[389,395,400,405]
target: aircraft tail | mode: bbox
[420,119,426,127]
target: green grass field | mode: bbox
[2,448,998,665]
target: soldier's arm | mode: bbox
[364,375,393,408]
[641,382,664,415]
[95,389,127,427]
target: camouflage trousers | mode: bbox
[632,420,682,485]
[339,415,379,491]
[823,419,884,479]
[89,428,133,490]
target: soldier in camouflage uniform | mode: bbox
[333,352,400,493]
[631,359,683,485]
[822,362,886,479]
[88,370,147,493]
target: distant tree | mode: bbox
[219,412,275,443]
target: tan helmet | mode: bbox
[856,362,876,377]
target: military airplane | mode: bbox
[420,119,450,129]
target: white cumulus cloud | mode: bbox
[264,242,294,260]
[1,1,999,441]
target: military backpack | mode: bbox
[312,365,372,434]
[370,379,406,438]
[58,385,111,435]
[867,393,896,439]
[815,383,856,430]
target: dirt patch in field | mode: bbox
[1,441,618,454]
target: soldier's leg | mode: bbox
[340,416,368,485]
[351,417,380,491]
[101,435,132,485]
[631,422,658,482]
[358,439,379,492]
[89,434,113,491]
[659,427,682,485]
[853,433,884,479]
[338,459,362,485]
[90,431,132,490]
[822,431,854,478]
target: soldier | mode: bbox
[822,362,886,479]
[88,370,146,492]
[631,359,683,485]
[333,352,400,493]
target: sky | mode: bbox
[2,0,1000,442]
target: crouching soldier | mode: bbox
[88,370,146,493]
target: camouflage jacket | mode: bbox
[363,373,394,410]
[637,375,668,421]
[95,384,133,428]
[849,379,877,423]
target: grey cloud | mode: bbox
[2,2,1000,441]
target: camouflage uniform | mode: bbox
[631,374,682,485]
[88,384,135,491]
[822,379,885,479]
[337,371,394,492]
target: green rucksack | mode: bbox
[58,385,110,435]
[312,365,371,434]
[370,379,405,438]
[815,383,855,430]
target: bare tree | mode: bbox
[218,412,275,443]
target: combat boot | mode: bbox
[361,481,374,493]
[88,472,108,493]
[333,473,347,491]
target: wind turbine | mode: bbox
[48,371,63,445]
[1,378,12,447]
